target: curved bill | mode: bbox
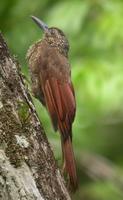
[31,16,48,31]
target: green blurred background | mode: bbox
[1,0,123,199]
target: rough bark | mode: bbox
[0,33,71,200]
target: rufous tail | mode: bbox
[63,136,78,190]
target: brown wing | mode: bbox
[42,77,76,140]
[38,44,76,139]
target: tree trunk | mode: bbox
[0,33,71,200]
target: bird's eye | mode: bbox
[49,29,54,35]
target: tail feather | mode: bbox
[63,136,78,190]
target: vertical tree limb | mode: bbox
[0,33,71,200]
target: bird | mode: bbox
[26,16,77,190]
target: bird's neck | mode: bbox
[26,38,68,61]
[44,38,68,58]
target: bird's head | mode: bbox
[31,16,69,56]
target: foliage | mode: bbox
[1,0,123,199]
